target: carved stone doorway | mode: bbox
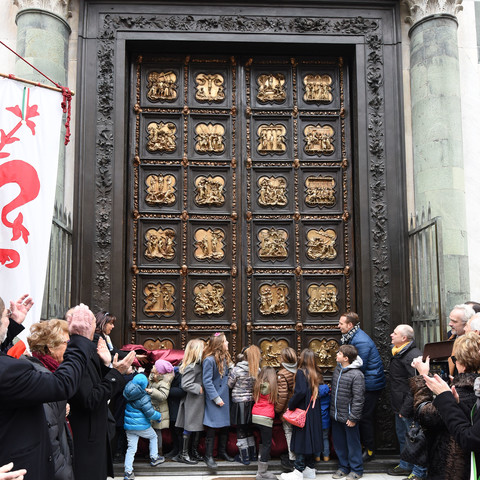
[128,53,353,368]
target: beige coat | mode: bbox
[148,372,174,430]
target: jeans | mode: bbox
[294,453,315,473]
[331,419,363,475]
[395,414,427,478]
[125,427,158,473]
[323,428,330,457]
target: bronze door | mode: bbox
[128,54,353,368]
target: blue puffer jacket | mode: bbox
[348,328,386,391]
[123,374,161,431]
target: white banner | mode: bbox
[0,77,63,337]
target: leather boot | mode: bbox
[190,432,203,462]
[234,437,250,465]
[204,435,217,470]
[177,433,197,465]
[217,431,235,462]
[247,436,258,461]
[171,428,183,462]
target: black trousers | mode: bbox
[256,424,272,462]
[359,389,382,450]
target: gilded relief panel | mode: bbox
[298,117,341,161]
[188,62,231,108]
[302,276,346,322]
[138,220,181,267]
[251,116,292,161]
[252,221,294,267]
[188,221,232,269]
[308,337,340,369]
[187,276,232,323]
[188,115,232,161]
[143,281,176,317]
[140,114,183,160]
[252,167,294,213]
[250,64,292,109]
[297,63,340,110]
[141,62,184,109]
[139,166,182,214]
[259,338,290,367]
[298,168,343,215]
[253,275,295,322]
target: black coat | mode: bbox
[68,352,126,480]
[288,369,323,455]
[0,335,95,480]
[0,318,24,353]
[167,367,186,423]
[389,341,422,417]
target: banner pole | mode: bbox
[0,73,75,96]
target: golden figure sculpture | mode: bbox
[257,73,287,103]
[195,175,225,206]
[304,124,335,155]
[305,175,336,207]
[260,339,289,367]
[195,123,226,154]
[258,176,287,207]
[146,71,178,102]
[143,339,174,350]
[195,73,225,102]
[194,282,225,316]
[259,283,289,315]
[309,338,339,368]
[145,174,176,206]
[147,122,177,152]
[145,228,176,260]
[257,124,287,154]
[194,228,225,261]
[144,282,175,316]
[306,228,337,261]
[258,227,288,260]
[307,283,339,314]
[303,74,333,102]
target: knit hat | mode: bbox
[155,359,174,374]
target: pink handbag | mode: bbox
[282,396,313,428]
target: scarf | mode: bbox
[341,323,360,345]
[392,342,410,356]
[32,351,60,372]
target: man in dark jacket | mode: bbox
[0,294,34,353]
[339,312,386,462]
[387,325,427,479]
[0,302,97,480]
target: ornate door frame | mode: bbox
[74,1,407,449]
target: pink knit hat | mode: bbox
[154,359,174,374]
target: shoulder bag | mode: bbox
[400,401,429,467]
[283,396,313,428]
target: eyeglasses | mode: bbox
[451,355,457,364]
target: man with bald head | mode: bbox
[464,312,480,335]
[387,325,426,479]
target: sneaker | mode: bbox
[403,475,425,480]
[303,466,316,479]
[332,470,348,479]
[387,465,412,476]
[150,455,165,466]
[124,472,134,480]
[346,474,362,480]
[362,450,375,462]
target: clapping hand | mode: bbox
[0,463,27,480]
[67,304,96,340]
[9,294,34,325]
[113,350,136,374]
[412,355,430,376]
[97,337,112,366]
[423,374,451,396]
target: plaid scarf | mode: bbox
[341,323,360,345]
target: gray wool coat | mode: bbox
[330,356,365,424]
[176,362,205,432]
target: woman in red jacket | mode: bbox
[252,366,278,480]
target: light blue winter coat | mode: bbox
[202,356,230,428]
[123,374,161,431]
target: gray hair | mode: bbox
[453,304,476,324]
[396,324,414,340]
[470,313,480,332]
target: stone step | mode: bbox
[115,455,398,476]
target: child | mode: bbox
[330,345,365,480]
[252,366,278,480]
[202,332,234,470]
[280,349,323,480]
[229,344,261,464]
[176,339,206,464]
[123,374,163,480]
[165,363,186,460]
[319,383,331,461]
[146,359,174,461]
[275,347,298,472]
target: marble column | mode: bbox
[404,0,469,310]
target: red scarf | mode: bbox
[32,351,60,372]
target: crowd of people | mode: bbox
[2,294,480,480]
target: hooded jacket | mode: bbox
[228,360,255,403]
[123,374,161,431]
[330,356,365,424]
[275,361,297,415]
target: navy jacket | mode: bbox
[347,327,386,391]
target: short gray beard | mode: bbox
[0,329,7,344]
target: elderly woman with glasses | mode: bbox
[25,319,74,480]
[409,332,480,480]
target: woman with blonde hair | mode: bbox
[202,332,234,469]
[281,348,323,480]
[176,339,205,464]
[26,319,74,480]
[228,344,262,464]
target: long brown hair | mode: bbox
[245,345,261,379]
[297,348,322,400]
[203,332,232,376]
[253,366,278,403]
